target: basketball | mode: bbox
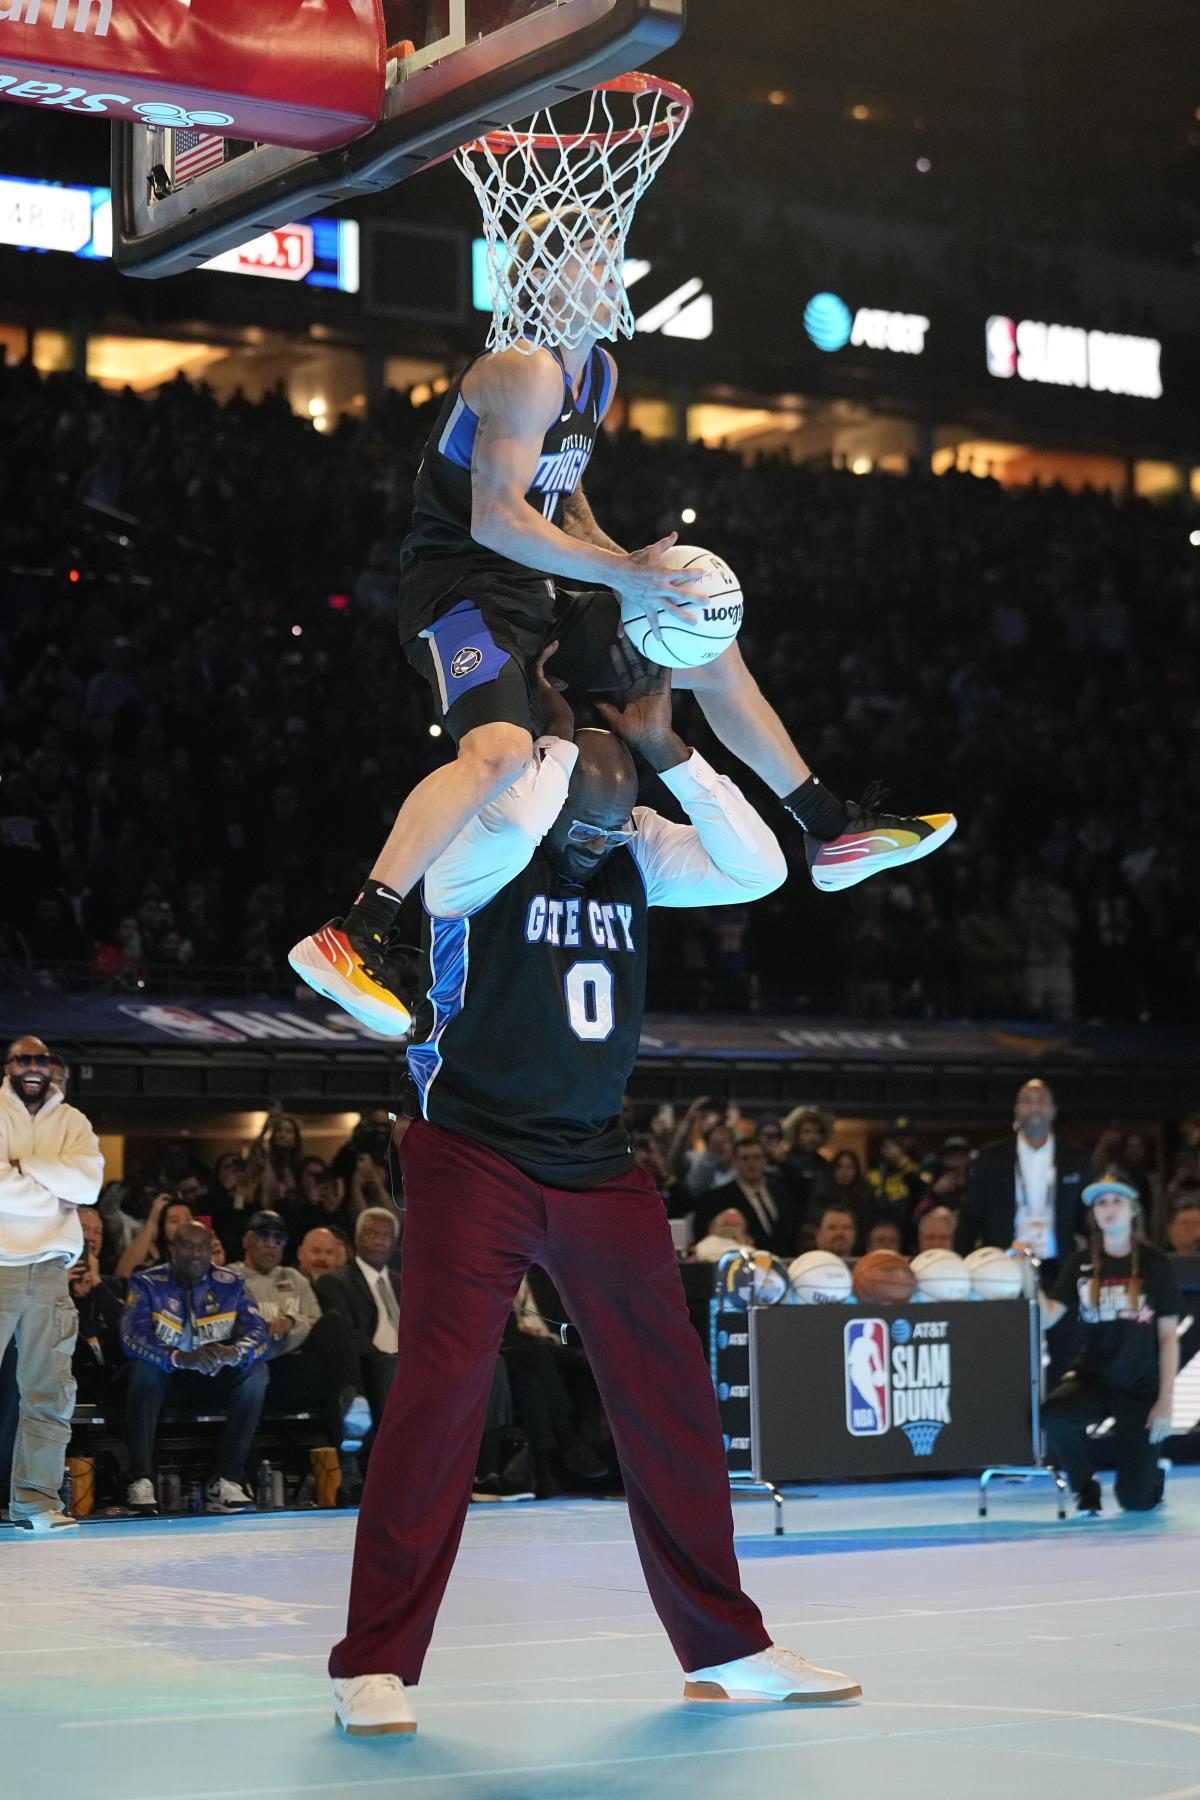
[852,1249,917,1305]
[964,1246,1024,1300]
[619,545,744,670]
[787,1251,854,1305]
[909,1248,972,1302]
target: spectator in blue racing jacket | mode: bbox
[120,1220,269,1515]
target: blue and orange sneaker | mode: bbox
[288,918,413,1036]
[806,792,957,894]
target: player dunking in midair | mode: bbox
[289,206,955,1032]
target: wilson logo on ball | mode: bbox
[702,604,743,624]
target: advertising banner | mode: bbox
[746,1299,1036,1482]
[0,0,384,150]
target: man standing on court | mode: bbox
[0,1035,103,1531]
[328,664,861,1735]
[955,1078,1090,1288]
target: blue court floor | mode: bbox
[3,1471,1199,1800]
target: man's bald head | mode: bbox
[543,729,639,883]
[1015,1078,1056,1144]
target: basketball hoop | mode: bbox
[455,71,692,354]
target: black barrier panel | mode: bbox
[710,1308,753,1476]
[750,1300,1037,1483]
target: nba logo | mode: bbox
[844,1319,890,1436]
[985,314,1018,379]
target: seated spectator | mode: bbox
[231,1210,373,1454]
[681,1120,737,1206]
[755,1115,784,1165]
[248,1112,306,1211]
[297,1226,349,1281]
[503,1273,608,1499]
[866,1220,903,1254]
[208,1151,258,1255]
[707,1138,798,1257]
[690,1205,756,1260]
[114,1194,194,1279]
[314,1208,404,1422]
[1165,1198,1200,1256]
[915,1207,958,1253]
[814,1203,858,1262]
[288,1160,359,1244]
[631,1133,672,1204]
[330,1110,396,1207]
[68,1206,124,1406]
[776,1106,832,1216]
[868,1131,928,1248]
[807,1150,873,1251]
[915,1136,973,1219]
[119,1221,269,1515]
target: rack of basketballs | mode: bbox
[738,1245,1027,1308]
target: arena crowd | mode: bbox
[2,363,1197,1025]
[2,1053,1197,1519]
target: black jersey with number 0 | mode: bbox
[406,841,645,1189]
[398,345,613,629]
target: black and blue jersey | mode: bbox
[398,346,614,643]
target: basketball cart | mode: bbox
[0,0,688,278]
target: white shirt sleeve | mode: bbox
[422,737,580,920]
[630,751,788,908]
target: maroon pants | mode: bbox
[328,1120,769,1682]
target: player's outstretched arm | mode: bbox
[596,676,787,907]
[466,350,696,615]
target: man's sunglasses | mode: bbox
[9,1054,51,1068]
[565,818,636,848]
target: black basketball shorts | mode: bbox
[404,586,625,744]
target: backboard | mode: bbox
[111,0,685,279]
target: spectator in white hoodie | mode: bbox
[0,1035,104,1531]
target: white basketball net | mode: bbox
[455,75,691,354]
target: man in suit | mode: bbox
[316,1204,517,1480]
[315,1208,404,1422]
[703,1139,800,1259]
[954,1078,1089,1287]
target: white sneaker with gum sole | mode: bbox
[333,1674,417,1737]
[684,1645,862,1703]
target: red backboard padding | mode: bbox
[0,0,386,151]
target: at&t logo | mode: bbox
[804,291,929,356]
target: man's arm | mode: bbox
[119,1276,176,1371]
[465,350,694,618]
[228,1280,270,1366]
[0,1159,57,1216]
[596,675,787,907]
[561,485,625,554]
[21,1109,103,1206]
[1148,1317,1180,1443]
[278,1270,321,1354]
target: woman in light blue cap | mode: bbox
[1035,1168,1180,1517]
